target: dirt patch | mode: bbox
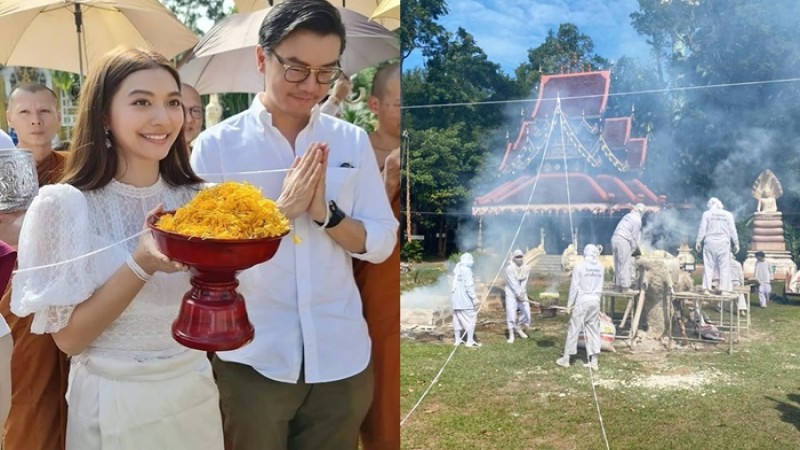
[596,368,728,392]
[631,369,727,390]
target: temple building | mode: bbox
[473,70,666,254]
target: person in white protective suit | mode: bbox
[556,244,604,370]
[612,203,645,294]
[729,253,747,313]
[503,249,531,343]
[696,197,739,293]
[452,253,481,348]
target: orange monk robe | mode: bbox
[353,179,401,450]
[0,151,69,450]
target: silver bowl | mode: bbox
[0,149,38,213]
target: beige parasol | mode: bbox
[0,0,198,78]
[179,6,398,95]
[233,0,399,30]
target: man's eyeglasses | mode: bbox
[184,106,204,120]
[268,49,342,85]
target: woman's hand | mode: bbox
[132,204,187,275]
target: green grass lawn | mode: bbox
[401,268,800,450]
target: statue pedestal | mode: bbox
[744,212,796,279]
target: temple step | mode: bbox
[532,255,566,275]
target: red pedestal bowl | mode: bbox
[147,212,287,351]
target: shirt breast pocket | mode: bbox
[326,167,359,214]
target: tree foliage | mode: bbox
[161,0,227,35]
[400,0,448,59]
[404,27,520,132]
[629,0,800,211]
[515,23,609,95]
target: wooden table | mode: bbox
[669,291,739,354]
[600,283,645,349]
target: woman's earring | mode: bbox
[104,127,112,150]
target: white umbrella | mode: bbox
[179,7,399,95]
[0,0,198,78]
[233,0,399,32]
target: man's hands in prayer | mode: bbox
[278,143,328,221]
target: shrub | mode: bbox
[402,240,423,263]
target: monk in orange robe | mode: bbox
[0,84,69,450]
[353,62,401,450]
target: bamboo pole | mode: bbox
[630,273,647,346]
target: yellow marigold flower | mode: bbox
[156,182,291,239]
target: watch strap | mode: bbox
[325,200,346,229]
[313,200,345,229]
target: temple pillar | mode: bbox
[477,216,483,253]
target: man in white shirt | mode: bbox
[752,251,774,308]
[180,83,204,147]
[190,1,398,449]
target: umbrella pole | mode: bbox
[74,3,85,81]
[402,129,411,243]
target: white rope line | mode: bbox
[195,168,290,178]
[586,358,612,450]
[575,310,611,450]
[399,343,459,426]
[557,98,576,248]
[401,76,800,110]
[12,230,147,275]
[401,101,559,427]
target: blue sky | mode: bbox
[404,0,652,75]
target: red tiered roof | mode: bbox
[473,173,663,215]
[601,118,648,170]
[531,71,610,118]
[476,69,666,216]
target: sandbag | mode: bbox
[578,312,617,352]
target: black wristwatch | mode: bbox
[315,200,346,229]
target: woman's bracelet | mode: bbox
[126,254,152,282]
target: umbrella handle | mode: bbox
[345,87,366,104]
